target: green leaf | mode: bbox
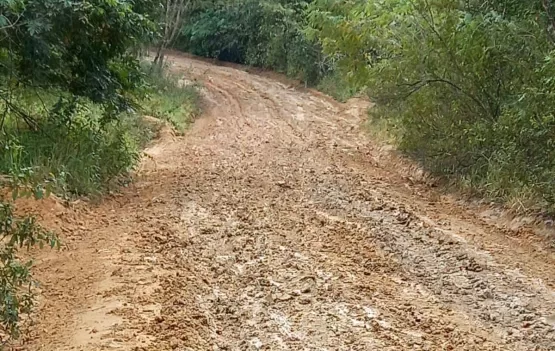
[11,188,18,201]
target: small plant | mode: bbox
[0,139,59,344]
[0,200,59,343]
[142,62,201,133]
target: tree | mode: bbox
[0,0,158,342]
[153,0,192,67]
[0,0,156,121]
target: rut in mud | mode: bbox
[25,52,555,351]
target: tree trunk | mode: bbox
[153,43,166,67]
[153,0,191,68]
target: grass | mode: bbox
[0,63,200,198]
[1,101,149,196]
[142,62,201,133]
[316,72,359,102]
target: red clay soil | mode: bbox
[18,52,555,351]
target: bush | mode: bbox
[0,96,147,197]
[0,57,203,197]
[0,61,202,197]
[176,0,329,85]
[308,0,555,214]
[142,63,201,133]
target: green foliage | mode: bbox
[177,0,329,84]
[0,201,58,342]
[308,0,555,213]
[0,0,193,343]
[0,0,165,197]
[0,0,157,117]
[142,63,200,132]
[0,90,150,197]
[0,141,59,343]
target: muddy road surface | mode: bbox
[25,52,555,350]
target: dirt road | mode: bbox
[24,52,555,350]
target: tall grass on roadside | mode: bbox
[0,97,149,196]
[316,72,358,102]
[142,62,201,133]
[0,64,200,198]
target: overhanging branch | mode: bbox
[399,78,491,118]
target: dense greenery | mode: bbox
[0,0,163,196]
[176,0,329,84]
[306,0,555,213]
[0,0,156,115]
[0,0,199,342]
[176,0,555,213]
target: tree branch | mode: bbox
[399,78,491,118]
[0,94,39,130]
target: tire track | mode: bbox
[25,52,555,351]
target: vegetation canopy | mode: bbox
[305,0,555,213]
[175,0,555,216]
[0,0,200,343]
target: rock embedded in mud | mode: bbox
[154,234,168,243]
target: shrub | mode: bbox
[0,95,148,197]
[0,200,58,342]
[176,0,329,85]
[142,63,201,133]
[308,0,555,214]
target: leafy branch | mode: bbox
[399,78,491,118]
